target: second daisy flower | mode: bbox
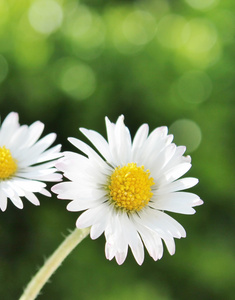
[52,115,203,265]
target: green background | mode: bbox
[0,0,234,299]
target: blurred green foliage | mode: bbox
[0,0,234,299]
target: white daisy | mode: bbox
[52,115,203,265]
[0,112,62,211]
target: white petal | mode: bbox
[115,214,129,264]
[115,242,128,265]
[25,121,45,148]
[105,240,116,261]
[36,144,62,163]
[149,143,176,178]
[0,190,8,211]
[25,160,58,171]
[162,235,176,255]
[90,220,108,240]
[52,181,80,198]
[140,214,175,255]
[136,208,177,255]
[157,163,192,186]
[151,192,203,214]
[13,178,46,192]
[7,181,25,197]
[62,151,86,161]
[16,171,62,182]
[1,181,15,198]
[132,124,149,160]
[105,117,119,165]
[0,181,23,209]
[161,146,191,174]
[8,125,29,153]
[136,208,186,239]
[148,126,168,139]
[76,204,110,228]
[114,115,132,165]
[56,153,99,181]
[67,196,106,211]
[80,128,112,162]
[0,112,19,145]
[156,177,199,194]
[133,218,163,261]
[39,188,51,197]
[104,210,129,264]
[17,133,57,167]
[11,121,45,154]
[115,248,128,265]
[57,154,108,184]
[68,137,111,171]
[9,193,24,209]
[121,213,145,265]
[25,192,40,205]
[136,127,171,166]
[33,173,62,182]
[159,212,187,238]
[53,174,107,200]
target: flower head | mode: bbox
[0,112,62,211]
[52,115,203,265]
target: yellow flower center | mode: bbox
[109,163,154,212]
[0,146,17,180]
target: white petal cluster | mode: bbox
[0,112,62,211]
[53,115,203,265]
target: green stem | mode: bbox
[19,227,90,300]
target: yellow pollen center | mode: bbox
[109,163,154,212]
[0,146,17,180]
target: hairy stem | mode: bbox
[19,227,90,300]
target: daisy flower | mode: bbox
[52,115,203,265]
[0,112,62,211]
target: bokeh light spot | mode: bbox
[185,0,219,11]
[55,59,96,100]
[123,10,157,46]
[64,4,92,36]
[106,7,146,55]
[185,18,217,53]
[157,14,190,48]
[63,4,105,59]
[28,0,63,35]
[0,0,9,26]
[0,55,8,83]
[213,10,235,43]
[177,70,212,104]
[170,119,202,153]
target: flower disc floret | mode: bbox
[109,163,154,212]
[0,146,17,179]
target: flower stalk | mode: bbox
[19,227,90,300]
